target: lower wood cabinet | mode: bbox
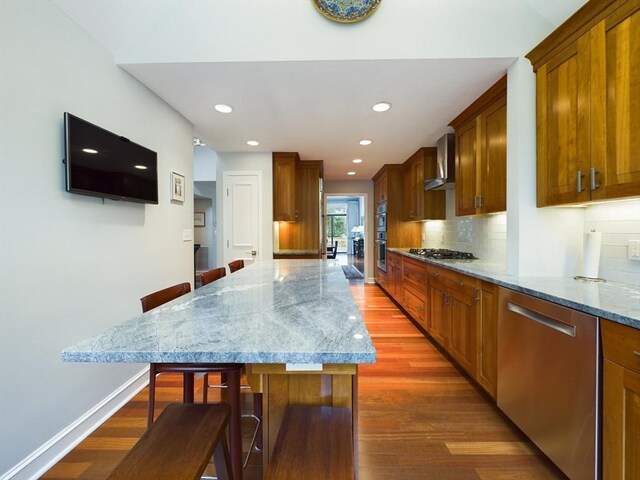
[426,264,479,377]
[477,281,498,399]
[377,253,497,397]
[601,319,640,480]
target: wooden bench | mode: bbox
[107,403,234,480]
[265,405,354,480]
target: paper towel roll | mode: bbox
[583,231,602,278]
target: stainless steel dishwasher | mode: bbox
[497,288,600,480]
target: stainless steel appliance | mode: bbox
[375,231,387,272]
[498,288,600,480]
[376,202,387,232]
[424,133,455,190]
[408,248,476,260]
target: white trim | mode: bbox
[1,367,149,480]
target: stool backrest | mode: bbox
[200,267,227,286]
[228,259,244,273]
[140,282,191,313]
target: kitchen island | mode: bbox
[63,259,376,479]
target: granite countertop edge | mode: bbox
[388,248,640,330]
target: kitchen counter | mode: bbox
[389,248,640,329]
[63,259,376,364]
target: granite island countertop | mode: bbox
[63,260,376,364]
[389,248,640,330]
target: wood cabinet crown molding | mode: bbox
[526,0,629,71]
[449,75,507,130]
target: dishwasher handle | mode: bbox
[507,302,576,337]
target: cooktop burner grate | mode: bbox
[409,248,477,260]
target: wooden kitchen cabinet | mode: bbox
[528,0,640,206]
[601,319,640,480]
[478,281,498,398]
[401,257,428,329]
[386,252,402,300]
[273,152,299,221]
[426,264,479,376]
[403,148,446,221]
[450,76,507,216]
[374,169,388,205]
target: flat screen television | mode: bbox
[64,112,158,204]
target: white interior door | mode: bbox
[223,172,261,265]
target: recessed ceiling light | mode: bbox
[372,102,391,112]
[214,104,233,113]
[134,165,148,170]
[82,148,98,154]
[359,139,372,146]
[347,171,356,176]
[352,159,363,164]
[246,140,260,146]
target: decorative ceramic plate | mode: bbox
[313,0,382,24]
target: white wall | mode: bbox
[0,1,193,477]
[193,146,217,182]
[215,152,273,265]
[324,180,375,283]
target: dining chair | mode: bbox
[228,259,244,273]
[199,267,227,287]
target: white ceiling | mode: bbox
[52,0,587,180]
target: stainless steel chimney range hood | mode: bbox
[424,133,455,190]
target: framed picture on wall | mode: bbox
[194,212,205,227]
[171,171,185,202]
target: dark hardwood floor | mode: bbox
[42,283,565,479]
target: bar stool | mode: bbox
[228,259,244,273]
[199,267,227,287]
[140,283,245,479]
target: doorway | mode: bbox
[325,195,365,277]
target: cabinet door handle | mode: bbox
[590,167,600,191]
[474,287,480,302]
[430,272,440,277]
[443,292,450,305]
[473,196,478,208]
[576,171,586,193]
[455,279,465,287]
[634,351,640,358]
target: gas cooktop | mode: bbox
[408,248,477,260]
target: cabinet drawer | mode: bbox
[388,253,402,268]
[402,258,427,294]
[427,265,477,298]
[403,286,426,325]
[602,319,640,374]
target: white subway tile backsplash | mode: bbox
[422,190,506,268]
[584,199,640,285]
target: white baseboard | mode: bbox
[365,277,376,284]
[0,367,149,480]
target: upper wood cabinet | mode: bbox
[450,76,507,216]
[374,169,388,205]
[372,165,421,248]
[528,0,640,206]
[273,152,299,221]
[402,148,446,221]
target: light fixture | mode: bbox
[372,102,391,112]
[246,140,260,146]
[82,148,98,154]
[134,165,148,170]
[214,104,233,113]
[347,171,356,176]
[359,139,372,146]
[352,158,363,164]
[193,137,206,147]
